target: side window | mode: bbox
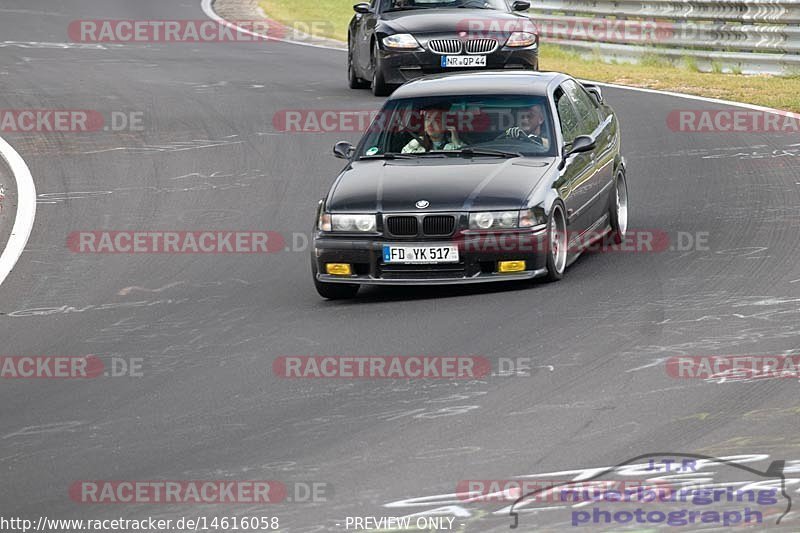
[563,80,600,136]
[555,88,581,145]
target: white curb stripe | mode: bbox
[0,135,36,288]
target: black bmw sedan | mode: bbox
[312,71,628,299]
[348,0,539,96]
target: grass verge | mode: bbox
[259,0,800,112]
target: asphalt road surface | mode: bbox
[0,0,799,531]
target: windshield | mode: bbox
[356,94,557,159]
[382,0,509,12]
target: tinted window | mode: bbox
[562,80,600,136]
[381,0,508,11]
[357,94,557,158]
[555,88,581,144]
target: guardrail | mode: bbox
[527,0,800,74]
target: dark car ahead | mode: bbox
[348,0,538,96]
[312,71,628,299]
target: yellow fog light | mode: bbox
[326,263,353,276]
[498,260,526,273]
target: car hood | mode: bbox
[327,158,555,213]
[381,9,532,36]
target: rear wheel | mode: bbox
[371,42,391,97]
[544,203,568,282]
[348,40,369,89]
[609,170,629,245]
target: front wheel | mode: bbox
[544,203,568,282]
[609,170,629,245]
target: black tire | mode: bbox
[371,42,391,97]
[609,170,629,245]
[314,278,360,299]
[348,40,369,89]
[544,203,568,282]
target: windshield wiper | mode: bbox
[452,148,523,158]
[384,6,433,11]
[358,152,416,160]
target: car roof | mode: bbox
[389,71,571,99]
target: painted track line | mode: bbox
[0,135,36,288]
[202,0,797,117]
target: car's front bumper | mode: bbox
[377,47,539,85]
[312,229,549,286]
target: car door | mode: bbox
[561,79,614,233]
[554,85,594,238]
[355,0,381,74]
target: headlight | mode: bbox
[382,34,420,50]
[519,207,547,229]
[469,211,519,230]
[323,214,377,232]
[506,32,537,48]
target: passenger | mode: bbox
[402,108,463,153]
[504,104,549,148]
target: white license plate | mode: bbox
[383,245,459,264]
[441,55,487,68]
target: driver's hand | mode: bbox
[447,126,463,147]
[505,126,526,138]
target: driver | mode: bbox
[402,108,464,153]
[503,104,549,148]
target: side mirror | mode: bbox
[564,135,596,158]
[512,0,531,11]
[333,141,355,160]
[585,86,604,104]
[353,3,371,14]
[559,135,596,169]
